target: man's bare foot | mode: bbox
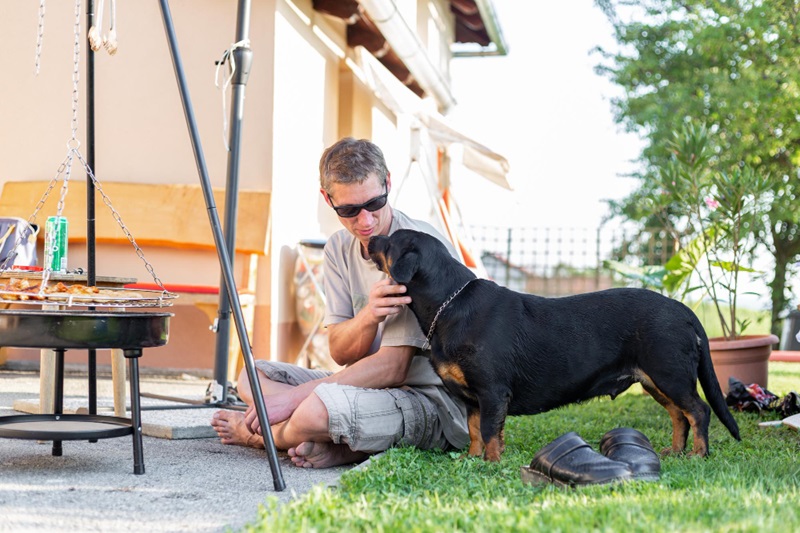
[211,410,264,449]
[287,441,368,469]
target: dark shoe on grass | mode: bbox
[599,427,660,481]
[520,431,633,488]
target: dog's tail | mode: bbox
[695,323,741,441]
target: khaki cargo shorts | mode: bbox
[254,360,449,453]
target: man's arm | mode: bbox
[327,278,410,366]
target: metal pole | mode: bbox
[86,0,98,425]
[85,0,97,287]
[158,0,285,491]
[213,0,254,401]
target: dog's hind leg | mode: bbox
[466,408,484,457]
[478,392,510,462]
[640,380,691,455]
[666,390,711,457]
[642,373,712,457]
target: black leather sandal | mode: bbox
[521,432,633,487]
[599,428,660,481]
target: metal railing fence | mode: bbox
[467,225,676,297]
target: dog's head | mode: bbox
[368,229,447,284]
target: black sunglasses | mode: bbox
[328,186,389,218]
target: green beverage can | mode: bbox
[44,216,68,272]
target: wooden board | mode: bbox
[782,413,800,431]
[0,181,270,255]
[0,271,136,286]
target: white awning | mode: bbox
[358,48,512,190]
[417,113,512,190]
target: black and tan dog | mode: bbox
[368,229,740,462]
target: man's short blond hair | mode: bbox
[319,137,389,194]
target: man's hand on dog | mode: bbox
[368,279,411,323]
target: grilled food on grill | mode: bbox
[0,278,44,300]
[45,282,100,295]
[0,278,143,303]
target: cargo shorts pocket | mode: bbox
[314,384,404,453]
[387,388,437,449]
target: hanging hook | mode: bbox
[88,0,105,52]
[215,39,250,150]
[104,0,118,55]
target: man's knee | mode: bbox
[237,367,249,386]
[236,368,252,402]
[289,393,330,437]
[237,366,280,404]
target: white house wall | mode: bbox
[270,2,334,361]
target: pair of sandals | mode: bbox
[521,428,661,488]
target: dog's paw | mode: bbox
[467,442,484,457]
[482,436,504,462]
[689,442,709,457]
[659,446,685,457]
[457,452,480,461]
[687,449,709,459]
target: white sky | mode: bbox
[447,0,645,231]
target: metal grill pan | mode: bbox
[0,309,171,349]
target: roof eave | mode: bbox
[453,0,508,58]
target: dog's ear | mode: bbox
[389,250,420,284]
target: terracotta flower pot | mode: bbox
[708,334,780,395]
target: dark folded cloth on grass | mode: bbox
[725,377,800,417]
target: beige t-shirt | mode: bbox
[322,209,469,449]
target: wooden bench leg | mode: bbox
[227,300,255,384]
[39,348,55,414]
[111,349,127,416]
[194,295,255,388]
[40,348,126,416]
[38,304,58,415]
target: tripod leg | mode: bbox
[158,0,285,491]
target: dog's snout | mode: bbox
[367,235,389,259]
[367,236,390,272]
[367,237,378,255]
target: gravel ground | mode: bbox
[0,370,354,532]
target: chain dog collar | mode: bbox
[422,278,477,351]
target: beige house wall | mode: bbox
[2,1,281,373]
[1,0,458,376]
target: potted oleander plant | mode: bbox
[644,123,777,393]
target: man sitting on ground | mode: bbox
[211,137,469,468]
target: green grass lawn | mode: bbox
[243,362,800,532]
